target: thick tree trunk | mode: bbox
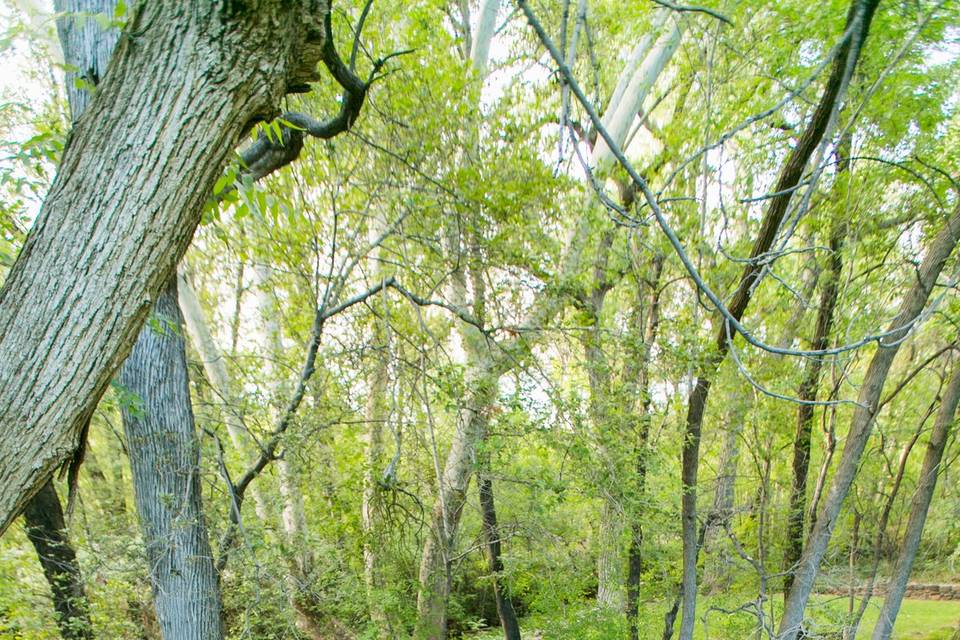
[676,3,877,637]
[870,365,960,640]
[0,0,329,532]
[17,5,112,636]
[22,480,94,640]
[119,277,224,640]
[777,201,960,640]
[479,475,522,640]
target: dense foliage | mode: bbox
[0,0,959,638]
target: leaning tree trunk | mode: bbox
[22,480,94,640]
[0,0,330,532]
[870,364,960,640]
[777,200,960,640]
[119,277,224,640]
[675,3,877,637]
[15,3,118,634]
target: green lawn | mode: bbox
[809,595,960,639]
[468,595,960,639]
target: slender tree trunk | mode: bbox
[119,277,224,640]
[415,367,499,640]
[778,200,960,639]
[784,153,849,595]
[676,4,877,637]
[361,261,394,638]
[847,406,930,639]
[479,475,522,640]
[254,265,318,636]
[22,480,94,640]
[626,254,664,640]
[177,271,269,521]
[0,0,330,532]
[869,365,960,640]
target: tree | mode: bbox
[119,277,224,640]
[870,362,960,640]
[0,0,333,532]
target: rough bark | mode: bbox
[22,480,94,640]
[777,200,960,640]
[119,277,224,640]
[675,3,878,637]
[53,0,120,121]
[16,5,112,636]
[479,475,522,640]
[870,365,960,640]
[0,0,330,532]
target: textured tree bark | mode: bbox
[479,475,522,640]
[675,3,877,637]
[777,200,960,640]
[783,146,850,596]
[870,365,960,640]
[16,4,114,635]
[0,0,329,532]
[22,480,94,640]
[119,277,224,640]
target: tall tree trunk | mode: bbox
[254,265,317,636]
[16,4,115,635]
[783,147,849,595]
[777,200,960,639]
[675,3,877,637]
[0,0,331,532]
[626,253,664,640]
[847,403,931,639]
[479,475,522,640]
[869,364,960,640]
[22,480,94,640]
[119,277,224,640]
[361,219,395,638]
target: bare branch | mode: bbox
[651,0,732,25]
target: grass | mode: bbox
[809,595,960,639]
[467,595,960,639]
